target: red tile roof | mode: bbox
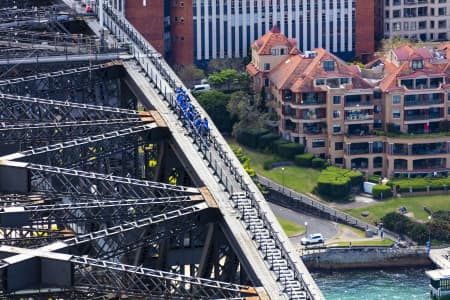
[252,26,297,55]
[268,48,373,93]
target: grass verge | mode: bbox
[346,194,450,224]
[227,140,321,194]
[277,217,306,237]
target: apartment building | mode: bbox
[382,0,450,42]
[112,0,375,65]
[247,29,450,177]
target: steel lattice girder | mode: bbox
[62,203,210,259]
[71,255,258,299]
[0,196,204,227]
[16,123,157,169]
[27,163,200,199]
[0,93,139,123]
[0,118,144,143]
[0,63,123,97]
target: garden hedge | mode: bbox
[368,174,381,184]
[390,177,450,192]
[258,133,279,150]
[294,153,314,167]
[275,142,305,159]
[311,157,327,169]
[372,184,392,200]
[236,128,269,149]
[317,167,363,201]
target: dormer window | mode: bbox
[323,60,335,72]
[315,79,325,86]
[271,48,279,55]
[411,59,423,70]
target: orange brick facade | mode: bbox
[355,0,375,62]
[125,0,165,54]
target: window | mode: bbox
[312,139,326,148]
[374,105,381,113]
[392,109,400,119]
[264,63,270,71]
[323,60,335,72]
[333,95,341,104]
[411,60,423,70]
[340,78,350,84]
[335,157,344,165]
[264,78,270,87]
[315,79,325,85]
[392,95,401,104]
[335,142,343,150]
[333,110,341,118]
[333,125,341,133]
[180,1,184,6]
[271,48,279,55]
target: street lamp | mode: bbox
[304,221,308,235]
[281,167,285,193]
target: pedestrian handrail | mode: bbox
[101,4,322,299]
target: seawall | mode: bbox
[302,247,432,270]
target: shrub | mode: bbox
[294,153,314,167]
[263,157,284,170]
[271,139,288,154]
[236,128,268,148]
[311,157,327,169]
[372,184,392,200]
[258,133,279,150]
[381,212,429,244]
[316,167,364,201]
[368,174,381,184]
[390,177,450,193]
[275,143,305,159]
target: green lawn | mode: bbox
[333,239,394,247]
[277,217,306,237]
[227,140,321,194]
[346,194,450,224]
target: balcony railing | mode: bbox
[345,101,373,107]
[404,113,443,121]
[404,98,443,107]
[345,113,373,121]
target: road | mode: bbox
[269,202,339,248]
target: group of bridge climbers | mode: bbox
[175,87,210,141]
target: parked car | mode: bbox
[190,84,211,93]
[301,233,324,245]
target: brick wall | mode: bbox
[355,0,375,62]
[170,0,194,65]
[125,0,165,54]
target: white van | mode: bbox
[191,84,211,92]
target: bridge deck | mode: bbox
[59,1,325,299]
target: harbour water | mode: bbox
[312,268,430,300]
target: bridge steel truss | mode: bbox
[0,0,325,299]
[0,63,259,298]
[98,2,324,299]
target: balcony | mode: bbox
[348,142,370,155]
[404,93,444,107]
[347,124,371,137]
[413,158,447,171]
[299,109,326,121]
[303,122,326,135]
[300,93,326,106]
[404,113,444,121]
[411,143,447,155]
[345,109,374,124]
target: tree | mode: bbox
[207,58,245,74]
[173,64,205,88]
[196,90,234,133]
[208,69,247,92]
[227,91,268,135]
